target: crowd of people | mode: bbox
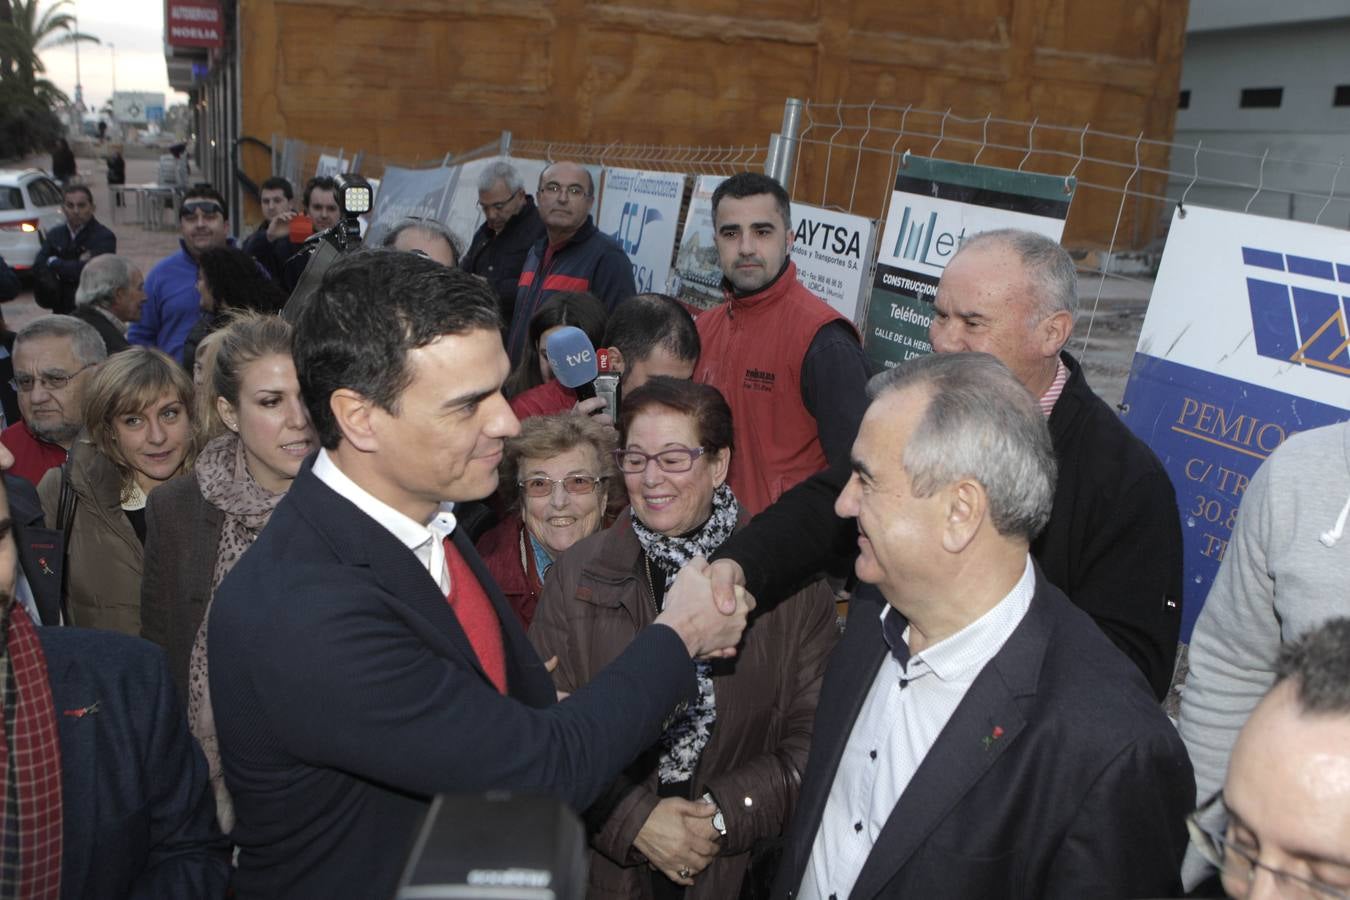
[0,157,1344,900]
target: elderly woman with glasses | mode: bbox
[476,411,620,629]
[529,377,839,899]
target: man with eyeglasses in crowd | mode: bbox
[462,161,545,328]
[129,185,232,361]
[505,161,635,365]
[1186,617,1350,899]
[0,316,106,485]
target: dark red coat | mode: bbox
[476,513,544,629]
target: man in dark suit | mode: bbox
[208,250,751,900]
[0,441,231,899]
[773,352,1193,900]
[32,184,117,314]
[462,160,546,328]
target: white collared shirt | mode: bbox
[311,449,458,592]
[798,556,1036,900]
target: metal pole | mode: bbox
[768,97,803,191]
[500,130,513,157]
[765,134,783,181]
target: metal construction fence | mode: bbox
[244,97,1349,374]
[259,96,1350,252]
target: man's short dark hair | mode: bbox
[1274,618,1350,714]
[303,176,339,208]
[261,176,294,200]
[62,183,93,205]
[711,172,792,232]
[602,293,699,365]
[181,184,228,219]
[293,249,501,449]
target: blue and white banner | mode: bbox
[598,167,687,296]
[1121,205,1350,640]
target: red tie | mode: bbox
[442,537,507,694]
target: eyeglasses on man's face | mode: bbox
[479,189,522,214]
[612,447,707,475]
[519,474,606,498]
[539,182,589,198]
[10,362,95,393]
[1187,792,1350,899]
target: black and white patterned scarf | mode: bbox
[631,482,739,783]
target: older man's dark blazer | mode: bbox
[772,574,1194,900]
[40,627,231,900]
[7,472,64,625]
[208,457,699,900]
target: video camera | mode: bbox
[312,172,373,254]
[281,172,374,322]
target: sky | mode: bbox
[35,0,188,114]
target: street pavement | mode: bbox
[3,152,182,333]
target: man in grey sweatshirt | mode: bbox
[1178,418,1350,887]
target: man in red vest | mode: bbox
[208,250,751,900]
[694,172,871,516]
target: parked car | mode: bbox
[0,169,66,278]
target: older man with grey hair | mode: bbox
[0,316,107,484]
[73,253,145,354]
[462,159,545,327]
[381,218,461,267]
[707,227,1183,701]
[774,351,1194,900]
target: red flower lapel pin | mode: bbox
[982,725,1005,751]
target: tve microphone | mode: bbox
[546,327,600,401]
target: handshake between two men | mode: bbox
[649,556,755,659]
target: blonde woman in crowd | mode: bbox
[141,313,316,832]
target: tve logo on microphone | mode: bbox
[545,327,600,389]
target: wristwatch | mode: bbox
[701,792,726,837]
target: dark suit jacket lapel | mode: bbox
[449,528,554,707]
[6,474,65,625]
[42,640,96,895]
[779,587,889,891]
[287,461,550,704]
[848,577,1053,900]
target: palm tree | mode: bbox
[0,0,98,159]
[0,0,100,93]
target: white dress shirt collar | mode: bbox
[880,554,1036,683]
[311,449,458,589]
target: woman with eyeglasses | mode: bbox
[529,377,839,899]
[477,411,619,629]
[37,347,197,635]
[140,313,315,833]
